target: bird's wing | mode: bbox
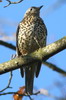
[16,24,24,77]
[34,18,47,77]
[16,25,21,56]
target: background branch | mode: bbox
[0,40,16,50]
[43,61,66,76]
[0,36,66,75]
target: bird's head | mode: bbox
[24,5,43,17]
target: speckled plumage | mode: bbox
[16,6,47,94]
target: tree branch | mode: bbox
[4,0,24,8]
[0,36,66,75]
[0,40,16,50]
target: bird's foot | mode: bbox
[11,54,18,60]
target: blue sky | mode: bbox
[0,0,66,100]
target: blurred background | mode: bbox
[0,0,66,100]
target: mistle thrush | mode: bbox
[16,6,47,94]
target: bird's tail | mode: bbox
[20,62,41,94]
[25,65,35,94]
[25,62,41,94]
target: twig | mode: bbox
[0,91,40,96]
[0,72,13,92]
[33,91,40,95]
[0,91,57,99]
[4,0,24,8]
[0,92,19,96]
[0,91,63,99]
[43,61,66,76]
[26,91,40,100]
[0,40,16,50]
[28,95,33,100]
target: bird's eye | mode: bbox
[30,8,33,11]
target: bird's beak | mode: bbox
[38,5,43,10]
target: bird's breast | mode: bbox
[17,16,47,56]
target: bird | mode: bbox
[16,5,47,94]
